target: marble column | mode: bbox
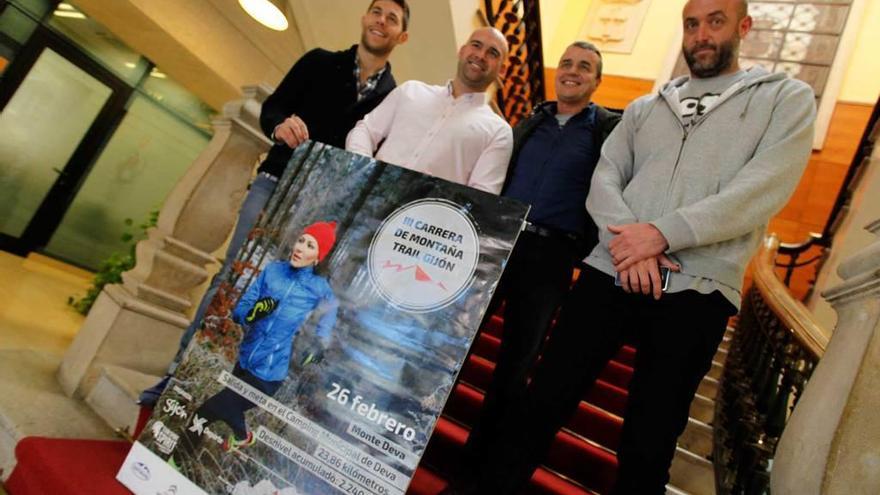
[57,85,273,398]
[771,219,880,494]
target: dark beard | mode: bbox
[683,39,736,78]
[361,32,392,57]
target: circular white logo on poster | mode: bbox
[368,199,479,313]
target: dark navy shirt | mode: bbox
[504,103,600,236]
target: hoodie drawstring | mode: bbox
[740,85,758,119]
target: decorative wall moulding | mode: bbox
[579,0,652,55]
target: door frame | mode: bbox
[0,24,133,255]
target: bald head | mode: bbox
[684,0,749,19]
[735,0,748,19]
[471,27,509,59]
[454,27,509,94]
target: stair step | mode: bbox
[669,447,716,495]
[689,393,715,424]
[601,360,634,389]
[442,382,624,452]
[714,347,728,365]
[452,314,719,494]
[406,466,448,495]
[667,484,694,495]
[470,330,637,368]
[706,360,723,380]
[484,315,504,339]
[545,429,618,494]
[443,381,715,463]
[425,409,710,495]
[405,466,584,495]
[568,402,622,453]
[697,375,719,401]
[678,418,713,459]
[421,417,594,494]
[529,468,593,495]
[460,355,630,417]
[85,365,158,436]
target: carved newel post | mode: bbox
[771,219,880,494]
[58,85,273,398]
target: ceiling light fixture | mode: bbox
[54,2,86,19]
[53,11,86,19]
[238,0,289,31]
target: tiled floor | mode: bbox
[0,252,116,482]
[0,252,91,353]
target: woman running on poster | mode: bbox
[190,221,339,452]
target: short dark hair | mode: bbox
[569,41,603,80]
[368,0,411,32]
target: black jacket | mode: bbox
[258,45,397,177]
[502,101,622,193]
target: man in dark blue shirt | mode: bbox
[452,41,620,489]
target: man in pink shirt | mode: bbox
[346,27,513,194]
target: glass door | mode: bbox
[44,94,209,268]
[0,27,129,255]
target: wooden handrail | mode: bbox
[751,234,829,358]
[716,235,830,493]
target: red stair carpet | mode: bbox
[417,314,636,495]
[3,406,152,495]
[3,313,637,495]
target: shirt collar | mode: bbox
[354,51,388,100]
[445,80,486,105]
[549,101,596,123]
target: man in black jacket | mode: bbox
[139,0,410,406]
[261,0,409,171]
[450,41,620,490]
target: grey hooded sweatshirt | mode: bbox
[585,66,816,308]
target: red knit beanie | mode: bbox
[302,221,337,262]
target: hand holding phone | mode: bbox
[614,266,671,293]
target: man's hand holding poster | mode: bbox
[117,142,529,495]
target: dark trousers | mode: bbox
[196,364,282,440]
[477,265,734,494]
[462,231,579,470]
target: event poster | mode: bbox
[117,142,529,495]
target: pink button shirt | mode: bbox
[346,80,513,194]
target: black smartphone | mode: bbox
[615,266,671,292]
[660,266,670,292]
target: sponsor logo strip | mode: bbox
[116,442,208,495]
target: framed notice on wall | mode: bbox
[116,142,529,495]
[579,0,652,54]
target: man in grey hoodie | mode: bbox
[456,1,816,493]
